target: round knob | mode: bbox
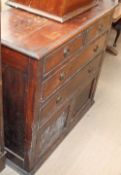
[59,72,65,81]
[64,47,70,57]
[88,67,92,74]
[93,45,99,52]
[56,96,62,104]
[98,24,104,32]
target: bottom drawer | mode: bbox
[36,102,72,158]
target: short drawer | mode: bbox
[42,34,106,100]
[43,33,83,75]
[39,54,102,127]
[86,12,112,43]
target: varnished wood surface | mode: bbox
[42,34,107,101]
[1,0,117,59]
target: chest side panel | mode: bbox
[1,46,29,159]
[0,51,5,172]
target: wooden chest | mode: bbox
[6,0,98,22]
[0,54,5,172]
[1,0,117,174]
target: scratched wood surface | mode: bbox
[1,0,117,59]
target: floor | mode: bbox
[1,31,121,175]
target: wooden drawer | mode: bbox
[37,103,71,158]
[42,34,106,100]
[43,33,83,76]
[39,54,102,127]
[86,12,111,43]
[72,79,95,118]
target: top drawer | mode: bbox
[43,33,83,76]
[86,12,112,43]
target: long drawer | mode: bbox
[42,34,106,101]
[39,54,102,127]
[43,33,84,76]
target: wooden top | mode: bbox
[113,2,121,21]
[1,0,118,60]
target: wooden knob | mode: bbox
[88,68,93,74]
[98,24,104,32]
[56,96,62,104]
[93,45,99,52]
[59,72,65,81]
[64,47,70,57]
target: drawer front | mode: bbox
[72,79,95,118]
[39,54,102,127]
[86,12,112,43]
[37,103,71,157]
[42,34,106,100]
[43,33,83,75]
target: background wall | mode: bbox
[1,0,9,10]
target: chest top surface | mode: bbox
[1,0,117,59]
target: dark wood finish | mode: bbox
[40,54,102,127]
[6,0,99,22]
[0,51,5,172]
[42,34,106,100]
[1,0,117,174]
[44,33,84,75]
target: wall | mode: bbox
[1,0,9,10]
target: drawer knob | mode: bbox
[64,47,70,57]
[59,72,65,81]
[98,24,104,32]
[88,66,94,74]
[93,45,99,53]
[56,96,62,104]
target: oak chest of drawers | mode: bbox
[0,55,5,172]
[1,1,117,174]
